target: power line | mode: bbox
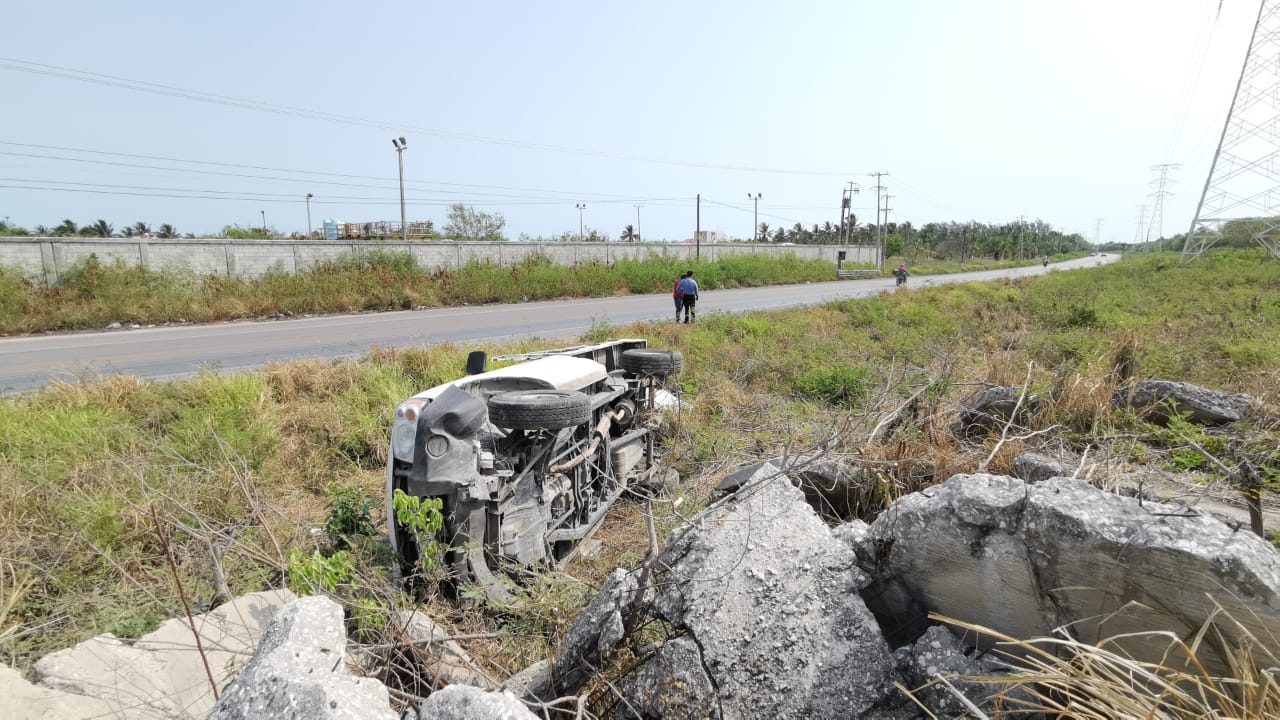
[0,141,649,200]
[0,57,854,177]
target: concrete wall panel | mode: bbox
[0,238,875,284]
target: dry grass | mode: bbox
[929,611,1280,720]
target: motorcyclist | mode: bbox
[1042,256,1050,267]
[893,264,909,286]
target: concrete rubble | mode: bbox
[3,589,294,720]
[623,464,897,719]
[207,595,396,720]
[10,460,1280,719]
[1113,379,1253,425]
[859,473,1280,675]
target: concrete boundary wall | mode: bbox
[0,238,880,284]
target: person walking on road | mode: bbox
[672,272,687,322]
[677,270,700,323]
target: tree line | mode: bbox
[3,209,1099,261]
[750,217,1090,261]
[0,219,184,238]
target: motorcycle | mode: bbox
[894,272,908,287]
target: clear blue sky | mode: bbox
[0,0,1257,243]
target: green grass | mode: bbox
[0,250,844,335]
[1,248,1277,680]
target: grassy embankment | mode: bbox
[0,247,1070,335]
[0,250,850,335]
[1,249,1277,713]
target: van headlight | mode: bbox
[392,399,427,462]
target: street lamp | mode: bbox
[635,205,642,242]
[305,193,313,239]
[575,203,586,241]
[260,210,267,237]
[747,193,762,242]
[392,137,408,242]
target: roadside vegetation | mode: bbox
[0,251,850,335]
[2,249,1278,714]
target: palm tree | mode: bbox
[88,219,113,237]
[133,222,152,237]
[53,219,78,237]
[619,224,638,242]
[758,222,771,242]
[157,224,177,239]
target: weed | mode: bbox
[286,547,355,596]
[324,484,377,551]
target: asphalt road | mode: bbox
[0,255,1119,393]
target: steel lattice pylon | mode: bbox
[1183,0,1280,264]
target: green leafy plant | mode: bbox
[324,484,377,550]
[286,547,355,596]
[392,489,444,571]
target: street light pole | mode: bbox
[260,210,267,237]
[748,193,762,241]
[576,203,586,240]
[635,205,642,242]
[392,137,408,242]
[306,193,313,239]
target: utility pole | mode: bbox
[391,137,408,242]
[305,193,313,239]
[1018,214,1024,261]
[695,193,701,260]
[1095,218,1103,250]
[882,195,894,244]
[748,193,762,241]
[840,181,859,244]
[635,205,642,242]
[575,203,586,241]
[260,210,267,237]
[868,171,888,270]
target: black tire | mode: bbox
[621,348,684,377]
[487,390,591,430]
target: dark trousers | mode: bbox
[681,296,697,322]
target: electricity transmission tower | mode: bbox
[1183,0,1280,263]
[1146,164,1179,251]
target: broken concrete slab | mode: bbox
[1113,380,1253,425]
[206,595,396,720]
[1012,451,1072,484]
[31,589,295,719]
[861,473,1280,674]
[506,567,643,702]
[630,464,896,718]
[957,387,1039,439]
[0,663,116,720]
[414,684,539,720]
[618,636,718,720]
[717,454,876,522]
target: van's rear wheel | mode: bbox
[621,348,684,377]
[488,390,591,430]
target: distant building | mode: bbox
[689,230,725,243]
